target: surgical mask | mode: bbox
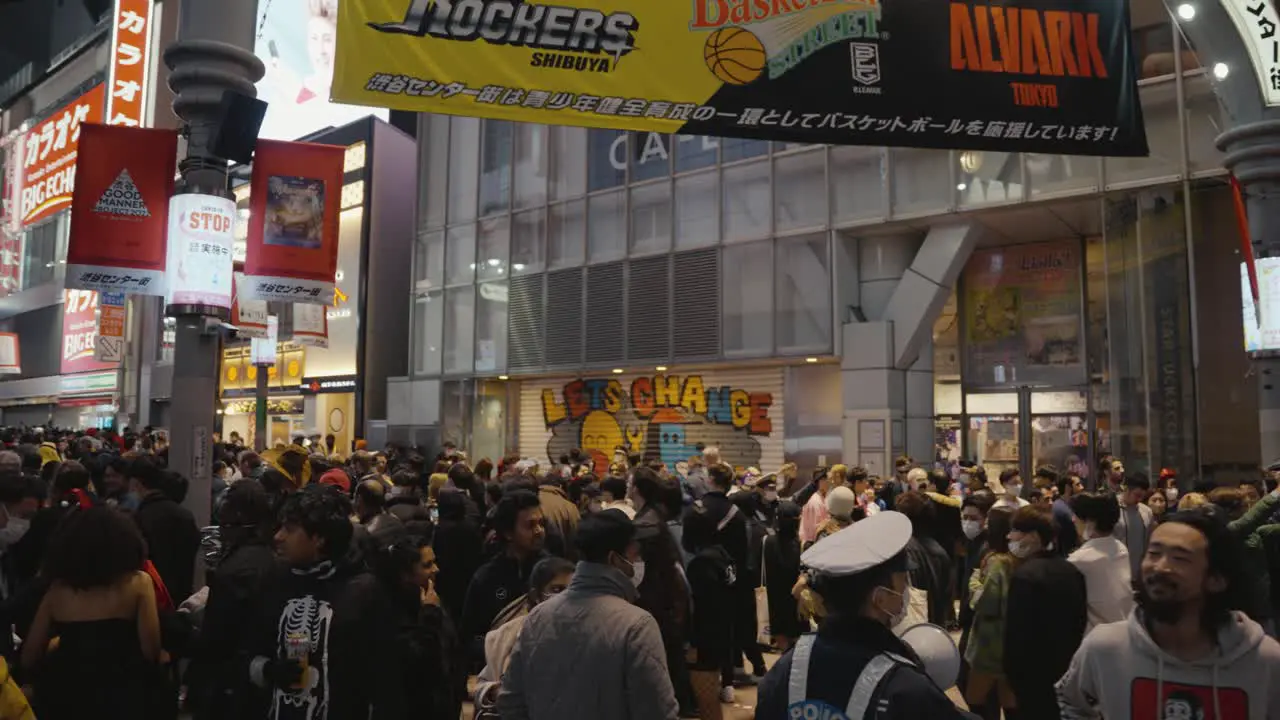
[961,520,982,540]
[875,585,909,628]
[1009,539,1035,558]
[1165,487,1179,503]
[621,557,646,588]
[1006,484,1023,498]
[0,516,29,546]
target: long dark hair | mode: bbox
[44,506,146,590]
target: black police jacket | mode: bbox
[757,615,974,720]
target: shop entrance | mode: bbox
[963,388,1093,486]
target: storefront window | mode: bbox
[830,146,884,223]
[475,281,508,373]
[723,161,771,242]
[549,126,586,200]
[513,123,548,209]
[447,118,480,224]
[587,191,626,262]
[443,287,475,374]
[477,216,510,281]
[776,233,831,354]
[588,129,627,191]
[548,200,585,268]
[674,171,719,248]
[630,182,672,255]
[480,120,513,217]
[440,379,472,448]
[724,240,773,356]
[775,151,826,232]
[472,379,509,464]
[413,291,443,376]
[511,209,546,276]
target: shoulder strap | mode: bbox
[845,652,907,719]
[787,634,817,708]
[760,534,769,586]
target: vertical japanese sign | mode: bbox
[166,193,236,315]
[106,0,154,128]
[251,316,280,365]
[21,85,106,227]
[0,333,19,375]
[231,273,270,338]
[65,123,177,295]
[1218,0,1280,107]
[0,132,23,295]
[94,291,127,363]
[240,140,344,305]
[292,302,329,347]
[62,289,119,374]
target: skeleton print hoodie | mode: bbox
[245,558,407,720]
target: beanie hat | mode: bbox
[826,486,858,521]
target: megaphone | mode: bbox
[898,623,961,690]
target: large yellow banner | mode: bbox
[332,0,1149,155]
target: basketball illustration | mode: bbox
[704,27,767,85]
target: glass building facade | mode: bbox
[406,3,1261,482]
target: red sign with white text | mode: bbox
[21,85,106,228]
[240,140,344,305]
[65,122,177,296]
[106,0,154,127]
[61,290,118,374]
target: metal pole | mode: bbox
[255,364,268,452]
[163,0,263,529]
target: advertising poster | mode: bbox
[165,193,236,313]
[105,0,155,127]
[333,0,1147,156]
[293,302,329,347]
[0,332,19,375]
[241,140,344,305]
[255,0,386,141]
[62,289,119,374]
[94,291,127,364]
[232,274,271,338]
[65,123,177,295]
[0,132,23,296]
[963,240,1084,387]
[1242,257,1280,352]
[20,84,106,227]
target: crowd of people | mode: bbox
[0,424,1275,719]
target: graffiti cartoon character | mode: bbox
[658,424,699,469]
[581,410,623,475]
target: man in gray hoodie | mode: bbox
[1057,510,1280,719]
[498,508,678,720]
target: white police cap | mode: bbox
[800,510,913,577]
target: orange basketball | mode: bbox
[704,27,766,85]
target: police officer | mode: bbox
[756,511,974,719]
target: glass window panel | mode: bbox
[1133,20,1176,79]
[587,129,627,191]
[966,393,1018,414]
[722,137,769,162]
[511,209,545,276]
[447,117,480,223]
[413,291,443,376]
[935,383,962,415]
[630,182,672,255]
[445,225,476,286]
[675,134,718,171]
[1104,82,1180,184]
[22,217,60,289]
[475,281,508,373]
[479,120,512,216]
[1026,151,1100,198]
[891,148,951,217]
[422,115,449,229]
[550,125,587,199]
[775,151,826,231]
[675,172,719,249]
[1185,74,1225,174]
[629,132,671,182]
[588,191,626,263]
[414,230,444,292]
[477,216,510,281]
[830,146,884,222]
[956,150,1023,207]
[776,234,832,353]
[443,287,475,374]
[723,162,771,242]
[548,200,585,268]
[513,122,548,209]
[724,241,773,355]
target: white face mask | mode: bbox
[961,520,982,540]
[627,559,646,588]
[1165,487,1179,502]
[1006,484,1023,498]
[876,585,910,628]
[1009,539,1035,558]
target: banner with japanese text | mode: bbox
[94,290,127,364]
[21,84,106,227]
[0,333,19,375]
[240,140,344,305]
[0,132,23,296]
[61,290,119,375]
[65,123,177,296]
[231,273,270,338]
[106,0,156,128]
[333,0,1147,156]
[292,302,329,347]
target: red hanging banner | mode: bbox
[240,140,344,306]
[65,122,177,296]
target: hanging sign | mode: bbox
[1219,0,1280,106]
[61,290,119,374]
[0,332,20,375]
[94,291,127,363]
[21,84,106,227]
[231,273,270,338]
[251,316,280,366]
[332,0,1148,156]
[65,123,176,295]
[292,302,329,348]
[240,140,345,304]
[106,0,155,127]
[0,132,23,295]
[165,193,236,314]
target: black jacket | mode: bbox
[459,549,548,666]
[699,491,748,577]
[762,533,803,639]
[387,589,465,720]
[432,502,484,631]
[1003,552,1086,716]
[686,545,736,665]
[905,535,952,627]
[135,491,201,602]
[242,561,407,720]
[757,615,973,719]
[633,504,688,640]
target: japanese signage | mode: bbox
[332,0,1148,156]
[106,0,155,127]
[1242,257,1280,352]
[251,316,280,366]
[94,291,127,363]
[60,370,117,396]
[66,123,177,295]
[301,374,358,394]
[21,85,106,227]
[293,302,329,347]
[241,140,344,304]
[165,193,235,312]
[62,290,119,375]
[963,240,1084,387]
[231,274,270,339]
[0,333,20,375]
[1219,0,1280,106]
[0,132,23,295]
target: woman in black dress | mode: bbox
[762,501,805,651]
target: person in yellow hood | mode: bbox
[0,656,32,720]
[262,444,312,489]
[38,442,60,468]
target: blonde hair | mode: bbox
[828,464,849,487]
[1177,492,1209,511]
[703,447,721,465]
[428,473,449,501]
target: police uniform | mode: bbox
[756,512,975,720]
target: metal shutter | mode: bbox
[517,366,785,472]
[585,262,625,366]
[626,255,671,363]
[673,248,720,360]
[508,275,544,373]
[545,269,584,369]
